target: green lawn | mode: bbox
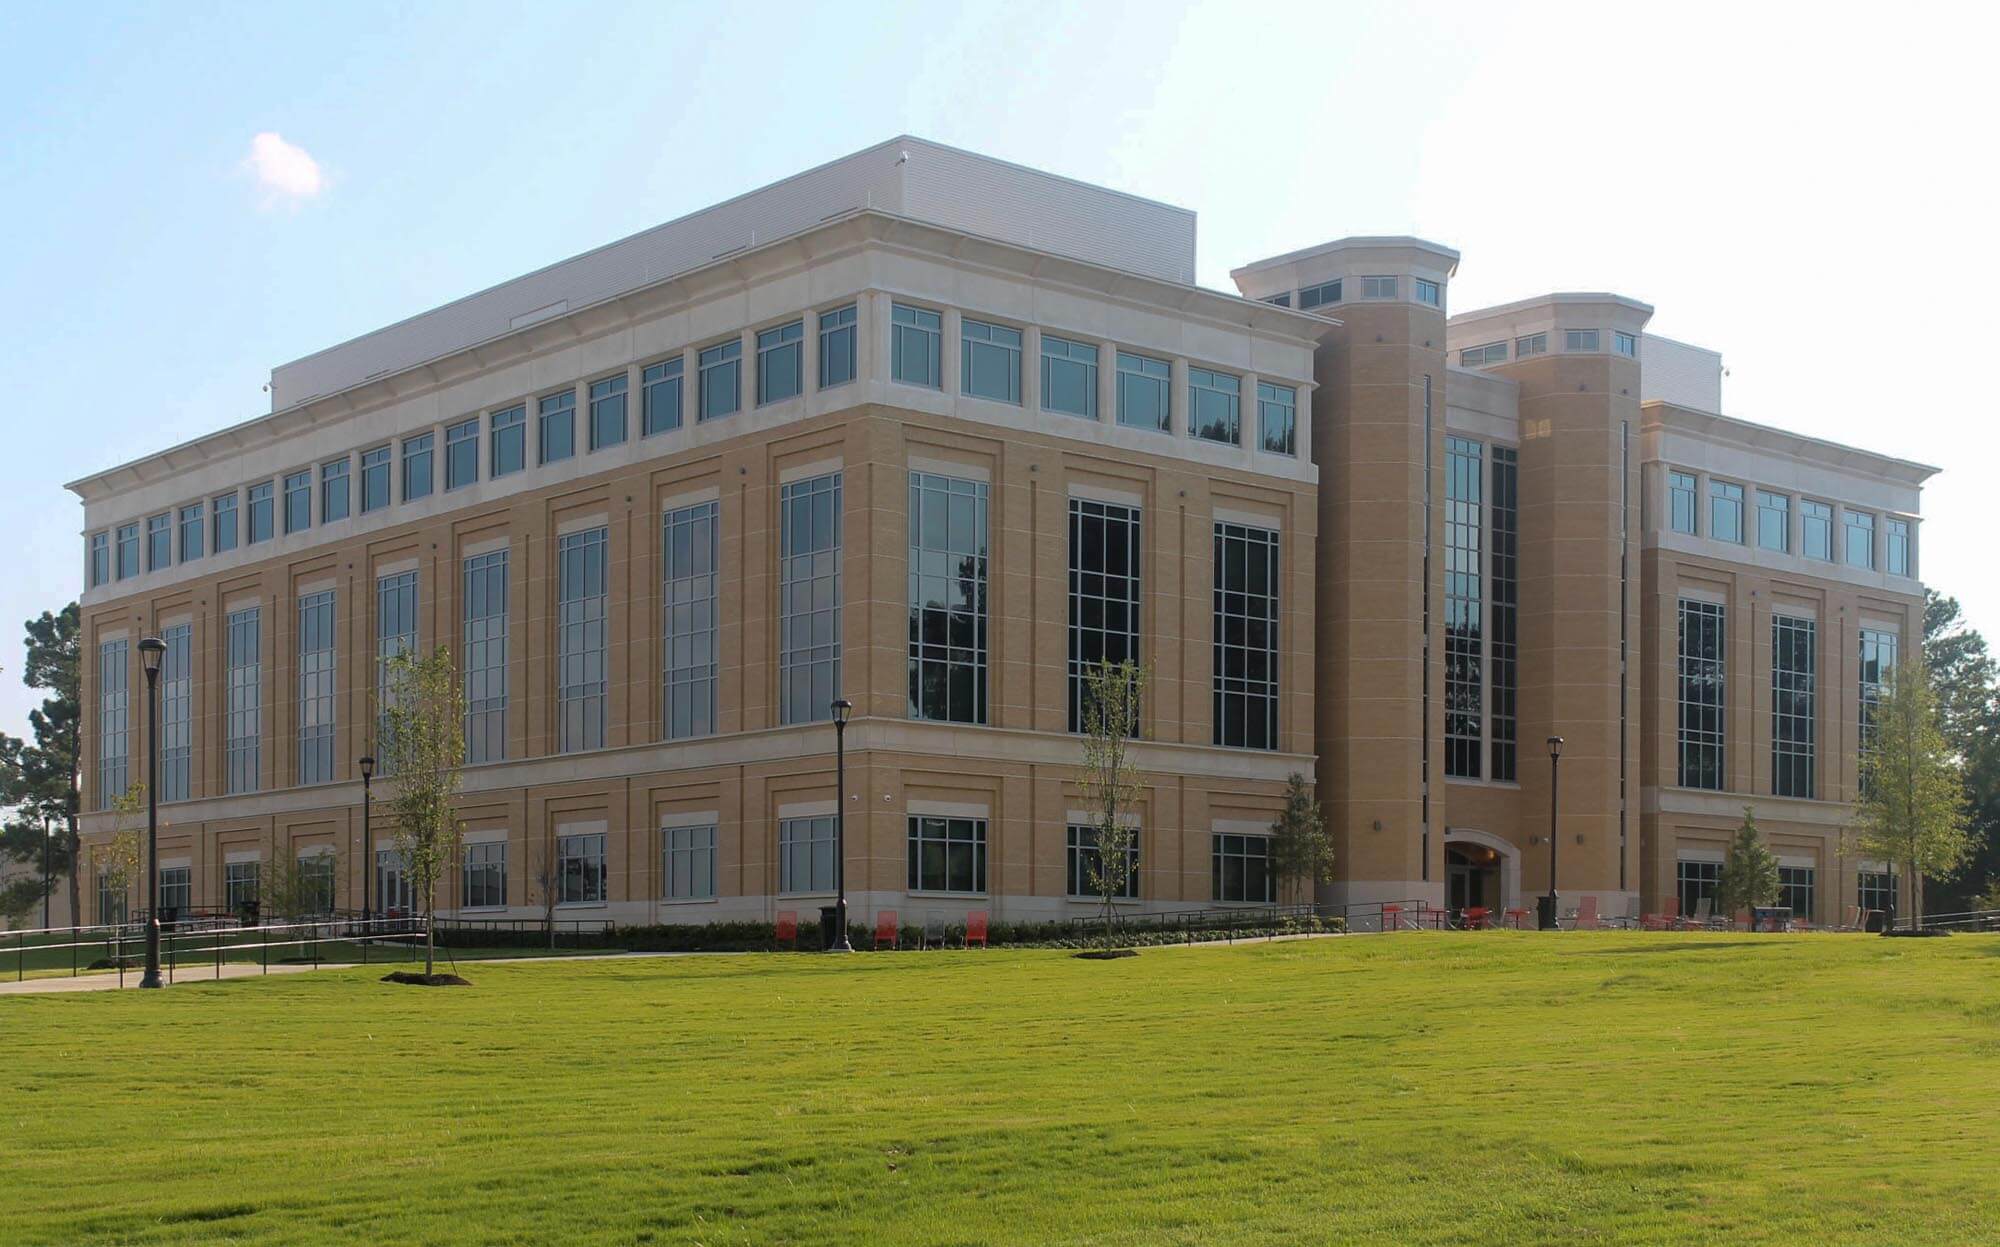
[4,933,1997,1245]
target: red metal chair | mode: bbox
[1505,907,1530,930]
[965,909,989,949]
[1464,906,1492,930]
[1642,896,1680,931]
[1575,895,1600,930]
[775,909,798,949]
[873,910,899,951]
[1380,903,1403,933]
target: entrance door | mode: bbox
[1445,843,1499,913]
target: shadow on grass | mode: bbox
[1578,941,1779,955]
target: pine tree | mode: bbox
[1717,807,1779,921]
[1269,773,1332,909]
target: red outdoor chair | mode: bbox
[1504,907,1530,930]
[874,910,899,951]
[1575,895,1601,930]
[1380,903,1403,933]
[965,910,989,949]
[775,909,798,949]
[1464,906,1492,930]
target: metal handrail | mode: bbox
[9,916,428,984]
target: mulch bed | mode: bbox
[380,971,473,986]
[1072,949,1139,960]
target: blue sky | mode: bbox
[2,0,1994,737]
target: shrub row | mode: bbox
[584,913,1345,954]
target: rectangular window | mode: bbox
[320,458,350,523]
[445,418,479,488]
[1299,279,1342,309]
[225,861,260,915]
[1212,833,1274,903]
[1772,615,1815,799]
[1778,865,1815,921]
[1262,292,1291,308]
[891,303,942,388]
[401,433,434,502]
[1565,329,1600,352]
[1614,331,1639,357]
[211,493,239,554]
[662,501,718,740]
[96,639,128,806]
[1757,490,1790,552]
[756,321,804,406]
[98,874,127,925]
[1115,351,1170,432]
[588,374,628,450]
[1041,334,1098,419]
[1668,470,1698,535]
[698,339,741,421]
[1858,870,1896,916]
[1677,599,1726,790]
[282,471,311,535]
[159,865,191,917]
[1490,447,1518,782]
[961,319,1022,404]
[1414,278,1441,307]
[1676,859,1721,916]
[1361,276,1398,299]
[375,848,413,916]
[490,405,527,477]
[1188,367,1241,445]
[539,390,575,464]
[1515,333,1547,358]
[662,825,716,901]
[818,305,857,390]
[463,550,509,764]
[1459,342,1507,366]
[908,816,987,894]
[146,513,172,571]
[247,482,274,543]
[298,853,337,915]
[226,607,261,795]
[88,533,109,587]
[908,471,988,724]
[778,816,836,893]
[557,527,609,752]
[115,523,139,578]
[360,446,392,512]
[462,841,507,909]
[641,359,683,435]
[1066,824,1138,899]
[1844,509,1875,569]
[1214,522,1281,751]
[1445,436,1483,779]
[159,623,191,804]
[1886,518,1912,577]
[1801,500,1833,560]
[296,590,336,785]
[1859,628,1899,769]
[1709,480,1745,544]
[1068,498,1142,732]
[376,570,418,768]
[557,832,607,905]
[778,473,842,725]
[1257,382,1297,456]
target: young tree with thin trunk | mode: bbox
[1269,773,1332,909]
[1855,658,1972,929]
[379,647,466,976]
[1717,807,1780,922]
[1077,660,1145,947]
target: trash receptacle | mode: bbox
[819,905,841,951]
[1536,894,1558,930]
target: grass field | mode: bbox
[4,932,1997,1245]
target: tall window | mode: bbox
[401,433,434,502]
[557,528,609,752]
[283,471,311,534]
[891,303,941,388]
[662,825,716,900]
[463,551,508,764]
[662,502,718,740]
[226,607,261,794]
[1778,865,1815,919]
[1844,509,1875,569]
[1772,615,1815,799]
[539,390,575,463]
[908,472,988,724]
[818,305,857,390]
[113,523,138,578]
[1668,471,1697,534]
[445,418,479,488]
[557,832,606,904]
[588,374,628,450]
[1859,628,1899,769]
[1858,870,1896,916]
[1116,351,1170,432]
[756,322,803,406]
[1801,500,1833,560]
[225,861,260,914]
[698,340,741,421]
[1676,860,1721,915]
[247,482,274,543]
[1490,447,1519,782]
[96,639,128,807]
[360,446,392,512]
[1212,833,1273,903]
[907,816,986,894]
[1677,599,1726,790]
[88,533,109,587]
[778,816,835,893]
[321,457,351,522]
[211,493,239,553]
[1068,499,1141,732]
[159,866,191,916]
[641,360,683,435]
[147,513,172,570]
[296,590,336,785]
[1188,367,1240,445]
[1709,481,1745,544]
[98,873,128,924]
[1445,436,1483,779]
[159,623,191,803]
[491,405,526,477]
[1067,824,1138,899]
[778,473,842,725]
[1041,334,1097,418]
[375,848,414,915]
[961,319,1021,404]
[1757,490,1790,552]
[1214,522,1280,750]
[376,571,418,766]
[462,841,507,908]
[1886,518,1912,577]
[1257,383,1297,456]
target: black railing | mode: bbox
[6,916,428,985]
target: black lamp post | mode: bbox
[359,755,376,929]
[1539,735,1564,931]
[829,698,854,952]
[40,812,51,930]
[137,635,166,988]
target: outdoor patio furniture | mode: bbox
[873,909,899,951]
[1380,903,1403,933]
[1505,906,1531,930]
[1464,906,1492,930]
[1575,895,1601,930]
[922,912,945,949]
[1643,896,1680,931]
[775,909,798,949]
[1686,897,1713,930]
[966,910,989,949]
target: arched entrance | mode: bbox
[1443,829,1520,917]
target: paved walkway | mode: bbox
[0,960,345,995]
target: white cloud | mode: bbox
[243,131,325,205]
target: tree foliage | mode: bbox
[1717,807,1780,917]
[1268,773,1331,907]
[1923,591,2000,913]
[1854,658,1972,927]
[0,604,82,922]
[1076,660,1144,946]
[379,646,466,974]
[262,846,340,920]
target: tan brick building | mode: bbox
[68,139,1931,930]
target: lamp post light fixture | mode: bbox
[829,698,855,952]
[1540,735,1565,931]
[137,635,166,988]
[359,755,376,930]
